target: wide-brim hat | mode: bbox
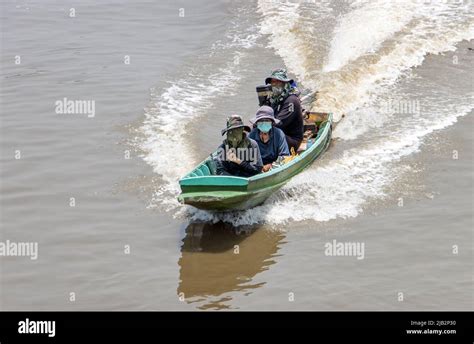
[221,114,251,135]
[249,105,281,125]
[265,68,294,85]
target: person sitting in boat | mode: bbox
[214,115,263,177]
[248,105,290,173]
[265,68,304,152]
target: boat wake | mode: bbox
[139,0,474,226]
[258,0,473,122]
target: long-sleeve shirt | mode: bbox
[215,136,263,177]
[248,127,290,165]
[273,94,304,147]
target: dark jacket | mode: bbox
[273,94,304,149]
[215,135,263,177]
[248,127,289,165]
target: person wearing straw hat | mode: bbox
[214,115,263,177]
[265,68,304,151]
[248,106,290,173]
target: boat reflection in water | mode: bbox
[177,221,286,310]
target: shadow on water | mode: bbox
[177,221,286,310]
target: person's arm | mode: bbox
[276,129,290,157]
[275,96,302,131]
[238,141,263,176]
[213,143,232,175]
[223,147,260,176]
[239,161,260,176]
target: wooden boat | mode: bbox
[178,112,333,211]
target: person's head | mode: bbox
[221,115,250,148]
[265,69,293,98]
[257,119,272,143]
[270,80,285,97]
[257,119,273,134]
[226,127,244,148]
[250,105,280,142]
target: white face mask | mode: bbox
[272,86,283,97]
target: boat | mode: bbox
[178,112,333,211]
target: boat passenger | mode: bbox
[265,68,304,152]
[214,115,263,177]
[248,106,290,173]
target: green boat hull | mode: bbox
[178,113,333,211]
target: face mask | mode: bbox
[272,86,283,97]
[257,122,272,133]
[227,128,243,148]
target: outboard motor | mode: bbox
[256,85,272,106]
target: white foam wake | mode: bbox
[323,0,417,72]
[257,0,334,92]
[258,0,474,121]
[319,18,474,122]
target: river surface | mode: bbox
[1,0,473,310]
